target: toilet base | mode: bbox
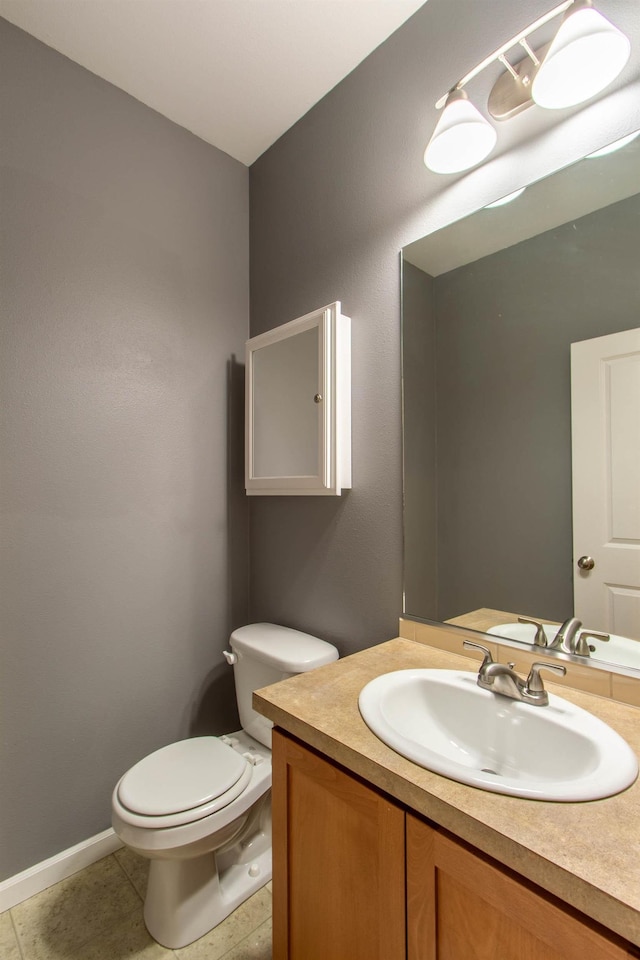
[144,845,272,949]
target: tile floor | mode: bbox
[2,849,272,960]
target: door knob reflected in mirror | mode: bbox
[577,556,595,571]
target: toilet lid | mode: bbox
[117,737,248,817]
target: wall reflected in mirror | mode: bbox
[402,130,640,676]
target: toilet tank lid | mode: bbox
[230,623,338,672]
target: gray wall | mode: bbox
[434,196,640,622]
[1,20,249,880]
[248,0,640,654]
[248,0,465,652]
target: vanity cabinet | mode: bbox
[406,814,632,960]
[272,730,635,960]
[271,729,406,960]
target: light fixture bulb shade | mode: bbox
[532,3,631,109]
[424,90,497,174]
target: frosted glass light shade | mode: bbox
[532,3,631,109]
[424,90,497,174]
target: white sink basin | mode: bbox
[358,669,638,801]
[487,623,640,670]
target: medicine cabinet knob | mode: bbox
[314,394,323,403]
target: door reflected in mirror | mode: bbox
[402,130,640,676]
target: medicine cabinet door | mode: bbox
[245,302,350,496]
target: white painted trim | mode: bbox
[0,828,124,911]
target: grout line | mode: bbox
[217,915,273,960]
[105,859,181,958]
[215,900,273,960]
[112,850,146,904]
[9,910,26,960]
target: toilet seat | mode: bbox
[116,737,253,829]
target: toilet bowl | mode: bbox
[112,623,338,949]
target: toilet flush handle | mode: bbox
[223,650,237,665]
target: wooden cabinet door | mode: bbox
[407,813,631,960]
[272,729,406,960]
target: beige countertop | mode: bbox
[254,637,640,947]
[445,606,559,633]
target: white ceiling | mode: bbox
[0,0,426,165]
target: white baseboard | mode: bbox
[0,828,124,912]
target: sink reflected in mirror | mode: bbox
[359,669,638,801]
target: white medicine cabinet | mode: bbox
[245,302,351,495]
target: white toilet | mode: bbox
[112,622,338,949]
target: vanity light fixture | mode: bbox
[423,89,497,174]
[531,1,631,109]
[424,0,631,174]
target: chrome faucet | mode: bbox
[463,640,566,707]
[572,630,610,657]
[518,616,548,647]
[547,617,583,653]
[547,617,610,656]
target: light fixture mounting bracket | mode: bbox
[433,1,572,111]
[488,42,551,120]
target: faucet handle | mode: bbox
[463,640,494,669]
[524,661,567,705]
[527,661,567,689]
[574,631,610,657]
[518,617,548,647]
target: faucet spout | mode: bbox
[548,617,583,653]
[479,661,524,699]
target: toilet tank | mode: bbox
[229,623,339,748]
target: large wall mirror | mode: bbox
[402,130,640,678]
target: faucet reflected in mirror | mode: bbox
[402,129,640,678]
[516,615,610,655]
